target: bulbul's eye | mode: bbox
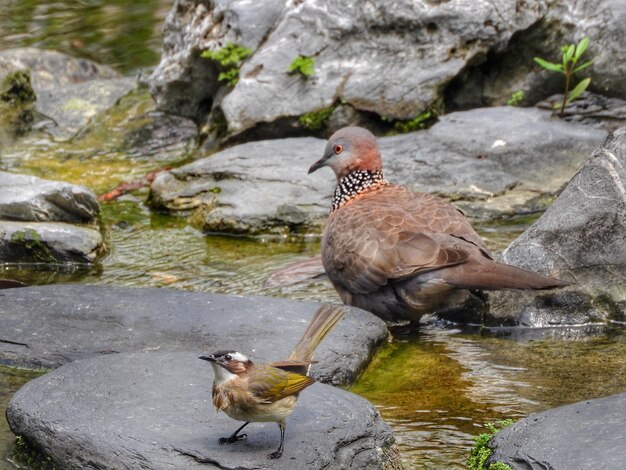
[225,354,232,361]
[334,144,343,154]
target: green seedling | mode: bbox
[288,56,315,78]
[534,36,593,117]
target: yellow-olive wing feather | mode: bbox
[248,364,315,403]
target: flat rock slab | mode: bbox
[0,220,103,263]
[7,352,400,470]
[151,106,605,234]
[488,392,626,469]
[0,285,388,386]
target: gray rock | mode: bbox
[488,126,626,326]
[0,285,388,386]
[0,171,99,223]
[0,172,102,264]
[150,136,333,234]
[0,221,103,264]
[150,0,625,141]
[150,107,605,234]
[7,352,400,470]
[0,48,120,94]
[487,392,626,469]
[149,0,546,135]
[35,77,137,140]
[446,1,626,109]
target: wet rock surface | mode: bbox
[488,392,626,469]
[0,221,102,264]
[0,285,388,386]
[0,48,119,93]
[36,77,137,140]
[0,171,99,223]
[0,172,102,264]
[6,352,400,470]
[151,107,606,234]
[487,126,626,326]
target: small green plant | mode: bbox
[299,106,335,130]
[534,36,593,117]
[467,419,513,470]
[288,56,315,78]
[201,43,253,86]
[507,90,525,106]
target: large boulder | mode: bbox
[487,126,626,327]
[150,107,606,234]
[0,172,103,264]
[449,0,626,109]
[0,285,388,386]
[7,352,401,470]
[487,392,626,469]
[149,0,625,141]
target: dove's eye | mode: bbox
[224,354,232,361]
[334,144,344,154]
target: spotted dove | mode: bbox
[308,127,569,325]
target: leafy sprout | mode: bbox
[201,44,253,86]
[288,56,315,78]
[534,36,593,117]
[467,419,514,470]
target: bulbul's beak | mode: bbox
[308,154,330,174]
[199,354,216,363]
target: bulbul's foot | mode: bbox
[266,449,283,459]
[218,433,247,445]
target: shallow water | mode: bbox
[2,3,626,469]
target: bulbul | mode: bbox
[308,126,569,327]
[199,304,345,459]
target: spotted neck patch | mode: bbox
[332,170,387,211]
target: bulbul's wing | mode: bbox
[248,364,315,404]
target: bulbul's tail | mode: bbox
[289,304,346,362]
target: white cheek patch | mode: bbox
[210,363,237,384]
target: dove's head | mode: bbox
[308,127,383,180]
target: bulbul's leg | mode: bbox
[219,421,250,444]
[266,421,285,459]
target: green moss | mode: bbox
[201,43,253,86]
[392,109,437,133]
[0,69,36,105]
[11,435,56,470]
[507,90,525,106]
[467,420,513,470]
[299,106,335,131]
[287,56,315,77]
[10,229,57,263]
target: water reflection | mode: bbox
[353,323,626,469]
[0,0,168,73]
